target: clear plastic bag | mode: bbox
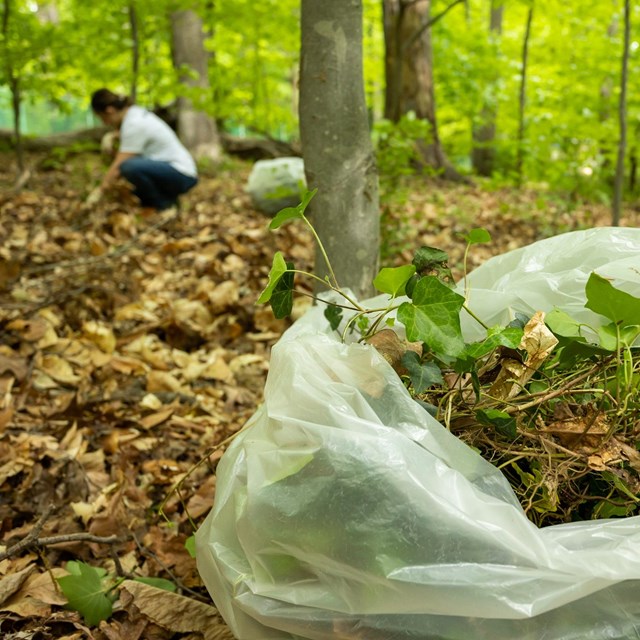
[196,227,640,640]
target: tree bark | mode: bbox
[382,0,465,181]
[2,0,24,173]
[170,9,221,163]
[300,0,380,300]
[129,3,139,102]
[612,0,630,226]
[472,0,503,177]
[515,5,534,186]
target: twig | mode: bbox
[504,360,609,414]
[0,504,56,560]
[0,530,130,561]
[132,534,208,602]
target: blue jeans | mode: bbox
[119,157,198,210]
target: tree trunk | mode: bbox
[2,0,23,173]
[612,0,630,226]
[129,3,139,102]
[382,0,465,181]
[471,0,503,177]
[515,5,533,186]
[300,0,380,300]
[170,9,221,164]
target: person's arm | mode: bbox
[86,151,137,205]
[100,150,137,190]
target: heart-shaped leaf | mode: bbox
[373,265,416,297]
[401,351,443,394]
[269,188,317,229]
[463,326,524,360]
[585,272,640,326]
[464,228,491,245]
[269,263,295,319]
[57,562,114,626]
[397,276,465,357]
[257,252,288,304]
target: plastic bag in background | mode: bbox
[196,227,640,640]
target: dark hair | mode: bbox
[91,88,132,113]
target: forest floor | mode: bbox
[0,149,638,640]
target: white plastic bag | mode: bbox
[196,227,640,640]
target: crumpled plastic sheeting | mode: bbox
[196,227,640,640]
[460,226,640,341]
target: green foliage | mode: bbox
[57,560,176,626]
[57,561,115,626]
[372,265,416,298]
[397,277,465,358]
[259,197,640,525]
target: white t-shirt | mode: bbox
[119,105,197,178]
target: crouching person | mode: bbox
[86,88,198,213]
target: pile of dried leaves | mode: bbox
[0,150,637,639]
[0,153,313,639]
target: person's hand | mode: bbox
[100,131,119,156]
[85,187,103,206]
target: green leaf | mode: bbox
[464,228,492,245]
[269,188,317,229]
[324,304,343,331]
[401,351,443,394]
[545,308,585,338]
[134,577,177,592]
[373,265,416,297]
[585,272,640,326]
[185,535,196,558]
[593,500,634,519]
[597,322,640,350]
[397,276,465,358]
[463,326,524,360]
[405,273,420,298]
[412,246,449,272]
[602,471,640,502]
[269,264,295,319]
[476,409,517,439]
[57,562,114,626]
[257,252,288,304]
[356,315,370,335]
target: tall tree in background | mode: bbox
[515,2,533,185]
[129,3,139,102]
[300,0,380,300]
[171,8,221,162]
[471,0,503,176]
[1,0,23,173]
[382,0,464,180]
[612,0,630,226]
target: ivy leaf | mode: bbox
[57,562,114,626]
[463,326,524,360]
[545,308,585,338]
[257,252,288,304]
[134,577,177,592]
[476,408,517,439]
[373,265,416,297]
[597,322,640,351]
[412,246,448,271]
[401,351,443,394]
[397,276,465,358]
[585,272,640,326]
[270,263,295,319]
[464,228,492,245]
[269,188,317,229]
[324,304,343,331]
[184,535,196,558]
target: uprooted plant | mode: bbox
[259,190,640,526]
